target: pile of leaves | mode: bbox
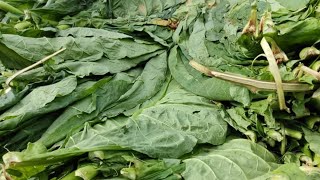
[0,0,320,179]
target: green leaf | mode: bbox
[104,52,168,117]
[253,163,308,180]
[271,18,320,51]
[182,139,276,180]
[187,16,209,61]
[0,85,29,111]
[0,32,163,69]
[226,107,252,133]
[292,93,310,118]
[57,27,132,39]
[0,77,114,136]
[168,46,252,104]
[38,75,133,147]
[250,98,276,128]
[0,114,56,154]
[3,143,47,180]
[31,0,96,20]
[0,76,77,133]
[0,41,33,69]
[275,0,309,11]
[214,138,277,163]
[108,0,185,18]
[17,49,164,80]
[63,80,227,158]
[303,128,320,154]
[2,80,228,175]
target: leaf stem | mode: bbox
[189,60,313,92]
[189,60,212,76]
[261,37,289,112]
[75,165,98,180]
[266,129,283,142]
[5,48,66,86]
[280,123,286,155]
[300,65,320,80]
[284,128,302,140]
[0,1,23,15]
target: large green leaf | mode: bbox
[0,32,163,69]
[39,51,168,146]
[182,139,276,180]
[0,77,113,136]
[108,0,185,18]
[57,27,132,39]
[253,163,308,180]
[0,76,77,131]
[275,0,309,11]
[0,86,30,112]
[214,139,277,163]
[38,74,134,147]
[271,18,320,51]
[31,0,96,19]
[64,80,228,158]
[16,49,164,81]
[105,51,168,117]
[169,46,251,105]
[2,80,228,174]
[0,114,57,155]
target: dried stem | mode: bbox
[260,37,289,112]
[189,60,312,92]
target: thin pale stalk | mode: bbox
[300,65,320,80]
[189,60,212,76]
[261,37,289,112]
[189,60,312,92]
[5,48,66,86]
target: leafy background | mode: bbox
[0,0,320,179]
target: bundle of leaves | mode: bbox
[0,0,320,179]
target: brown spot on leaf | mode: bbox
[169,20,179,30]
[207,2,216,8]
[138,4,147,16]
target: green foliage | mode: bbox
[0,0,320,179]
